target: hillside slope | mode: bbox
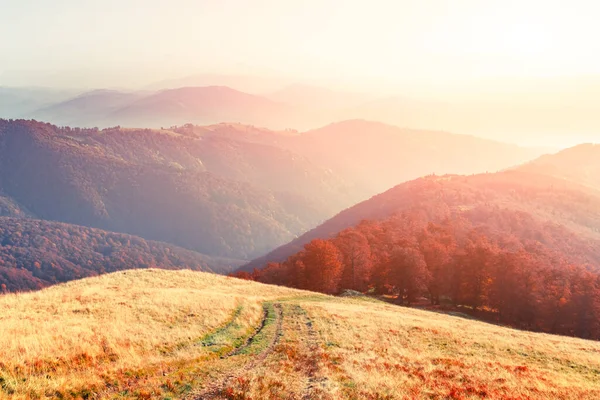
[0,119,543,262]
[187,120,544,195]
[109,86,299,129]
[0,87,77,118]
[28,90,144,127]
[0,269,598,399]
[243,167,600,270]
[0,120,328,259]
[283,120,543,194]
[0,217,242,292]
[518,143,600,190]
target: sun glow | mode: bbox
[3,0,600,87]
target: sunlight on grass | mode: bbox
[0,269,293,399]
[1,270,599,399]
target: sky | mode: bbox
[2,0,600,88]
[1,0,600,146]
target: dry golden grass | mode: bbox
[298,298,600,399]
[1,269,600,399]
[0,269,294,399]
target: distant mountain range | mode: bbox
[0,79,597,146]
[29,89,147,127]
[0,87,77,118]
[109,86,297,129]
[0,119,541,282]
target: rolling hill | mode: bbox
[518,143,600,190]
[0,87,77,119]
[146,73,287,93]
[171,120,544,195]
[109,86,298,129]
[242,143,600,270]
[0,269,598,399]
[0,119,328,260]
[0,217,242,292]
[278,120,543,194]
[28,89,145,127]
[0,119,543,265]
[239,146,600,340]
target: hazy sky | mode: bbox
[2,0,600,89]
[2,0,600,147]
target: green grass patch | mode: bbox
[200,305,244,347]
[236,302,279,356]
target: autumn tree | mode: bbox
[453,233,498,309]
[388,246,429,305]
[418,222,455,304]
[301,239,343,294]
[489,250,540,327]
[334,228,372,292]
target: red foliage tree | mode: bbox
[334,228,373,292]
[388,246,429,305]
[300,239,343,294]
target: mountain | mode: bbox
[0,120,330,260]
[518,143,600,190]
[168,120,545,210]
[240,165,600,340]
[0,119,544,265]
[28,89,145,127]
[1,269,598,399]
[146,73,288,93]
[77,122,360,217]
[0,217,242,292]
[109,86,299,129]
[0,87,77,118]
[173,120,544,196]
[278,120,543,194]
[242,162,600,270]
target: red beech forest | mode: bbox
[237,207,600,340]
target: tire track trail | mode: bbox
[298,305,331,400]
[190,302,283,400]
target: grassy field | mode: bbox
[1,269,599,399]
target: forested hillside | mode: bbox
[239,151,600,340]
[0,120,330,259]
[0,119,541,263]
[243,167,600,269]
[518,143,600,190]
[172,120,544,195]
[239,205,600,340]
[0,217,241,292]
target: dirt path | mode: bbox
[298,305,330,400]
[190,302,283,400]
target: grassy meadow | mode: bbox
[0,269,599,399]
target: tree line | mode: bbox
[234,208,600,340]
